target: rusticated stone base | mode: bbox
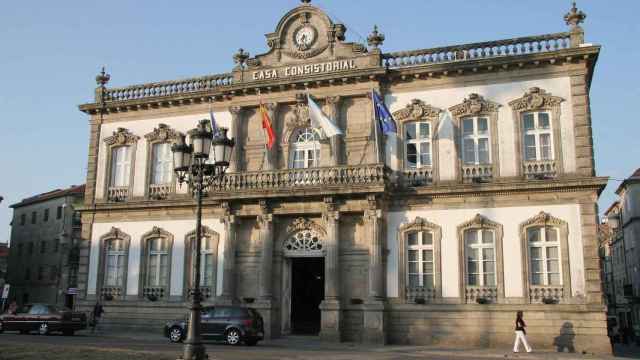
[362,300,386,344]
[253,299,279,340]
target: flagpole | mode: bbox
[372,89,381,164]
[257,89,271,170]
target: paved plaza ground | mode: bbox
[0,331,638,360]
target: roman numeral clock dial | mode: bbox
[294,25,316,51]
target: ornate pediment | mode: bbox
[141,226,173,240]
[286,217,326,237]
[449,93,501,117]
[104,127,139,146]
[459,214,500,230]
[185,226,218,241]
[100,227,130,241]
[508,87,564,112]
[392,99,441,123]
[399,217,440,233]
[144,124,182,143]
[521,211,566,228]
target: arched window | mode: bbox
[458,214,504,304]
[140,227,173,300]
[184,227,219,299]
[290,128,321,169]
[520,212,570,303]
[98,227,131,300]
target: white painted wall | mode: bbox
[386,204,585,299]
[384,76,576,178]
[95,111,232,201]
[87,218,227,297]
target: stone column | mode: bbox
[320,197,341,341]
[325,96,341,166]
[219,203,238,304]
[363,195,386,344]
[228,106,243,172]
[262,103,278,171]
[255,200,276,339]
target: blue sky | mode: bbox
[0,0,638,243]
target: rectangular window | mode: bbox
[528,226,562,286]
[31,211,37,224]
[43,209,49,222]
[56,206,63,219]
[40,241,47,254]
[405,122,431,168]
[20,214,26,226]
[407,231,435,289]
[110,146,132,187]
[17,244,23,256]
[28,242,34,255]
[54,239,60,253]
[461,117,491,165]
[151,143,173,185]
[37,266,44,281]
[522,112,554,162]
[465,229,496,287]
[50,266,57,281]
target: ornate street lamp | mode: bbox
[172,119,234,360]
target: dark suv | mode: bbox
[164,306,264,346]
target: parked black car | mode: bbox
[164,306,264,346]
[0,303,87,336]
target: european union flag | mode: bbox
[373,90,397,135]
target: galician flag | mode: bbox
[260,102,276,150]
[372,90,397,135]
[307,94,343,138]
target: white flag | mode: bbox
[307,94,343,138]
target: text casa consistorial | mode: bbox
[252,59,357,81]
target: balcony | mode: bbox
[407,287,436,304]
[107,186,129,202]
[400,168,433,187]
[523,160,556,180]
[529,286,563,304]
[464,286,498,304]
[143,286,166,301]
[148,183,173,200]
[100,286,123,300]
[461,164,493,183]
[212,164,387,194]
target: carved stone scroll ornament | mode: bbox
[286,218,326,237]
[399,216,439,233]
[520,211,566,228]
[459,214,500,230]
[449,93,501,117]
[392,99,442,122]
[283,96,312,144]
[104,127,139,146]
[144,124,182,143]
[508,87,564,112]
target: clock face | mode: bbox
[295,26,316,50]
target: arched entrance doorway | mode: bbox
[281,219,326,335]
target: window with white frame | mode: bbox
[290,128,321,169]
[151,143,173,185]
[462,117,490,165]
[407,231,434,288]
[145,237,169,288]
[110,146,132,187]
[105,239,126,287]
[405,121,432,168]
[522,112,553,161]
[198,236,215,287]
[527,226,561,286]
[465,229,496,286]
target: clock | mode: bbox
[294,25,316,51]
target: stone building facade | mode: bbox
[7,185,84,308]
[76,1,609,353]
[599,169,640,338]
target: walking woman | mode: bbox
[513,310,532,353]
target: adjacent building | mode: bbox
[7,185,84,308]
[0,243,8,288]
[600,169,640,337]
[75,1,609,353]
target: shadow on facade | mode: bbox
[553,321,576,353]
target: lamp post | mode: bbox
[172,119,234,360]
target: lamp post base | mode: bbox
[177,345,208,360]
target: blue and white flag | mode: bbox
[209,109,220,136]
[372,90,397,135]
[307,94,343,138]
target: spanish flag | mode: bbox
[260,102,276,150]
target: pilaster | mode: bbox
[262,103,278,171]
[218,202,239,305]
[320,197,341,341]
[363,195,387,344]
[325,96,342,166]
[229,106,243,173]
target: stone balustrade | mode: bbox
[212,164,388,192]
[107,186,129,202]
[464,286,498,304]
[523,160,557,179]
[529,286,563,304]
[400,168,433,187]
[187,286,213,299]
[142,286,166,300]
[407,287,436,303]
[383,32,572,69]
[148,183,173,200]
[104,73,234,102]
[100,286,122,299]
[461,164,493,182]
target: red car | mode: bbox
[0,303,87,336]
